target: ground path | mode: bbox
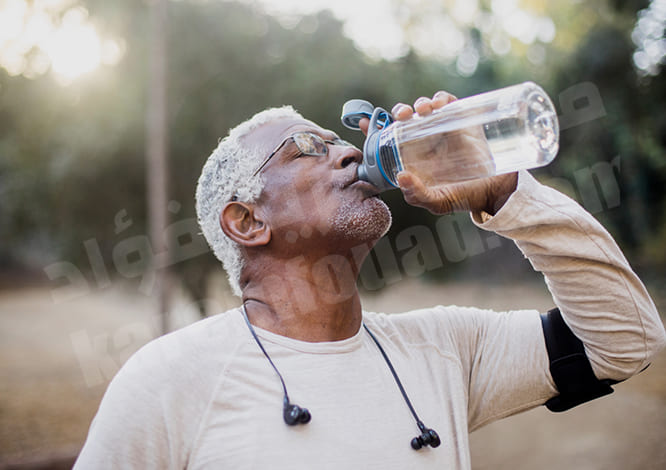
[1,279,664,469]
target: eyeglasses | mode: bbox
[251,131,355,177]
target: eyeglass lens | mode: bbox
[292,132,353,157]
[292,132,328,156]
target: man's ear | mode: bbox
[220,201,271,247]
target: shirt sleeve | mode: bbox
[419,304,559,432]
[73,333,210,470]
[73,344,176,469]
[472,171,666,381]
[447,170,666,430]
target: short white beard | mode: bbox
[330,197,393,243]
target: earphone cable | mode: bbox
[241,304,290,403]
[363,322,425,428]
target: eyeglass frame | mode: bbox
[251,131,354,177]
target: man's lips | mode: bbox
[341,166,380,196]
[348,178,381,197]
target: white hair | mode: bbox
[195,106,305,296]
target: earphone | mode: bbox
[241,305,440,451]
[362,322,441,450]
[283,400,311,425]
[241,305,311,426]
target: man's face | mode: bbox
[243,118,392,250]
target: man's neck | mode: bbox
[241,253,364,342]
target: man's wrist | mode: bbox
[484,172,518,216]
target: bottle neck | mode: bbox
[358,127,400,192]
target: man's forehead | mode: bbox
[242,118,335,153]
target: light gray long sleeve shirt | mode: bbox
[74,171,666,469]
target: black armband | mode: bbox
[540,308,617,412]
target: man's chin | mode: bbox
[367,197,393,238]
[331,197,392,243]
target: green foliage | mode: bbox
[0,0,664,295]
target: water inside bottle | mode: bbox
[392,91,558,188]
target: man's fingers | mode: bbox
[390,91,456,124]
[397,171,430,205]
[398,170,461,214]
[432,91,457,109]
[391,103,413,121]
[414,97,434,116]
[396,171,417,192]
[358,117,370,136]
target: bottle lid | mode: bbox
[341,99,375,130]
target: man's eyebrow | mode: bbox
[319,130,340,141]
[290,127,339,141]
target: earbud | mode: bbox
[410,428,441,450]
[283,403,311,425]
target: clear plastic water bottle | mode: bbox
[341,82,559,192]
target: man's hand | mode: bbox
[360,91,517,216]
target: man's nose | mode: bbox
[333,145,363,170]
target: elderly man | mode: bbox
[75,92,665,469]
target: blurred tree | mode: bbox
[0,0,663,308]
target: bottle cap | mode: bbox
[341,99,375,130]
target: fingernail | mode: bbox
[396,171,409,185]
[392,103,409,115]
[434,90,456,102]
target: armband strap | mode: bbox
[540,307,618,412]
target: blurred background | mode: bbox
[0,0,664,468]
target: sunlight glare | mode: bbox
[43,8,101,81]
[0,1,124,84]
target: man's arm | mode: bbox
[473,170,666,383]
[414,169,666,431]
[385,90,665,384]
[74,347,174,469]
[74,332,209,469]
[371,91,664,435]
